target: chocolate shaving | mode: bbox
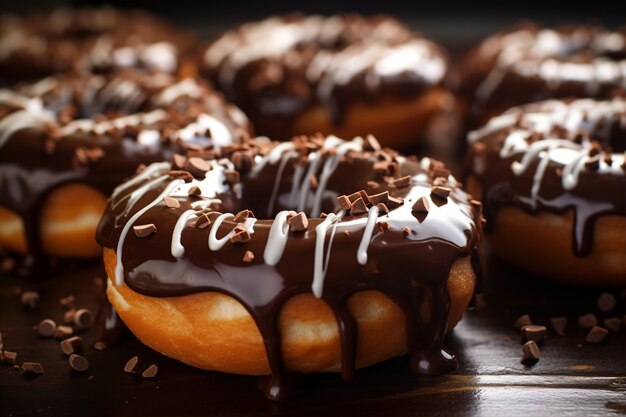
[432,167,451,180]
[69,354,89,372]
[21,291,40,310]
[431,186,451,199]
[22,362,44,376]
[233,210,254,223]
[550,317,567,336]
[243,250,255,263]
[376,203,389,214]
[368,191,389,206]
[60,336,84,356]
[171,154,187,170]
[187,186,202,196]
[194,213,212,229]
[521,340,540,364]
[185,157,213,177]
[133,224,156,238]
[124,356,142,374]
[412,196,430,213]
[142,364,159,379]
[163,196,180,209]
[169,170,193,183]
[37,319,56,338]
[586,325,608,343]
[391,175,411,188]
[287,212,308,232]
[230,226,251,243]
[367,181,380,189]
[387,196,403,209]
[337,195,351,211]
[349,197,368,215]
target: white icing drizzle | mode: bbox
[110,161,170,200]
[0,105,54,149]
[356,205,380,265]
[171,210,199,258]
[312,213,338,298]
[263,210,295,266]
[154,78,202,106]
[115,179,184,285]
[208,213,235,251]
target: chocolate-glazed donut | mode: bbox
[0,6,195,84]
[459,24,626,127]
[96,134,483,401]
[0,70,251,266]
[466,98,626,286]
[200,14,454,149]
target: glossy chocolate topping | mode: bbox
[459,24,626,126]
[0,6,194,83]
[0,70,251,266]
[96,134,483,401]
[200,14,448,138]
[467,98,626,257]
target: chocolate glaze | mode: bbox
[96,134,482,401]
[0,6,195,84]
[0,70,251,269]
[459,23,626,128]
[200,14,448,139]
[467,98,626,257]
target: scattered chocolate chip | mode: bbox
[432,167,451,180]
[550,317,567,336]
[514,314,532,329]
[22,362,44,376]
[169,170,193,183]
[231,150,253,172]
[391,175,411,188]
[21,291,40,309]
[230,227,251,243]
[597,292,616,312]
[233,210,254,223]
[187,186,202,197]
[412,196,430,214]
[124,356,142,374]
[522,325,547,344]
[163,196,180,209]
[368,191,389,206]
[68,354,89,372]
[431,186,451,199]
[59,295,75,310]
[142,364,159,379]
[521,340,541,364]
[171,154,187,170]
[73,309,94,330]
[586,325,609,343]
[243,250,255,263]
[337,195,351,211]
[224,169,240,186]
[350,197,368,215]
[194,213,212,230]
[287,212,308,232]
[60,336,84,356]
[1,351,17,365]
[603,317,622,333]
[133,224,157,238]
[578,313,598,329]
[54,326,73,340]
[376,203,389,214]
[37,319,57,338]
[387,196,403,209]
[185,157,213,177]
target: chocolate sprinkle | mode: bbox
[60,336,84,356]
[73,309,94,330]
[37,319,57,338]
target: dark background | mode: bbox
[1,0,626,48]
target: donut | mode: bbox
[459,24,626,127]
[0,70,251,265]
[0,6,195,83]
[200,14,454,149]
[96,133,483,400]
[466,98,626,286]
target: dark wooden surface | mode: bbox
[1,250,626,417]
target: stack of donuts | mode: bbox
[0,6,624,401]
